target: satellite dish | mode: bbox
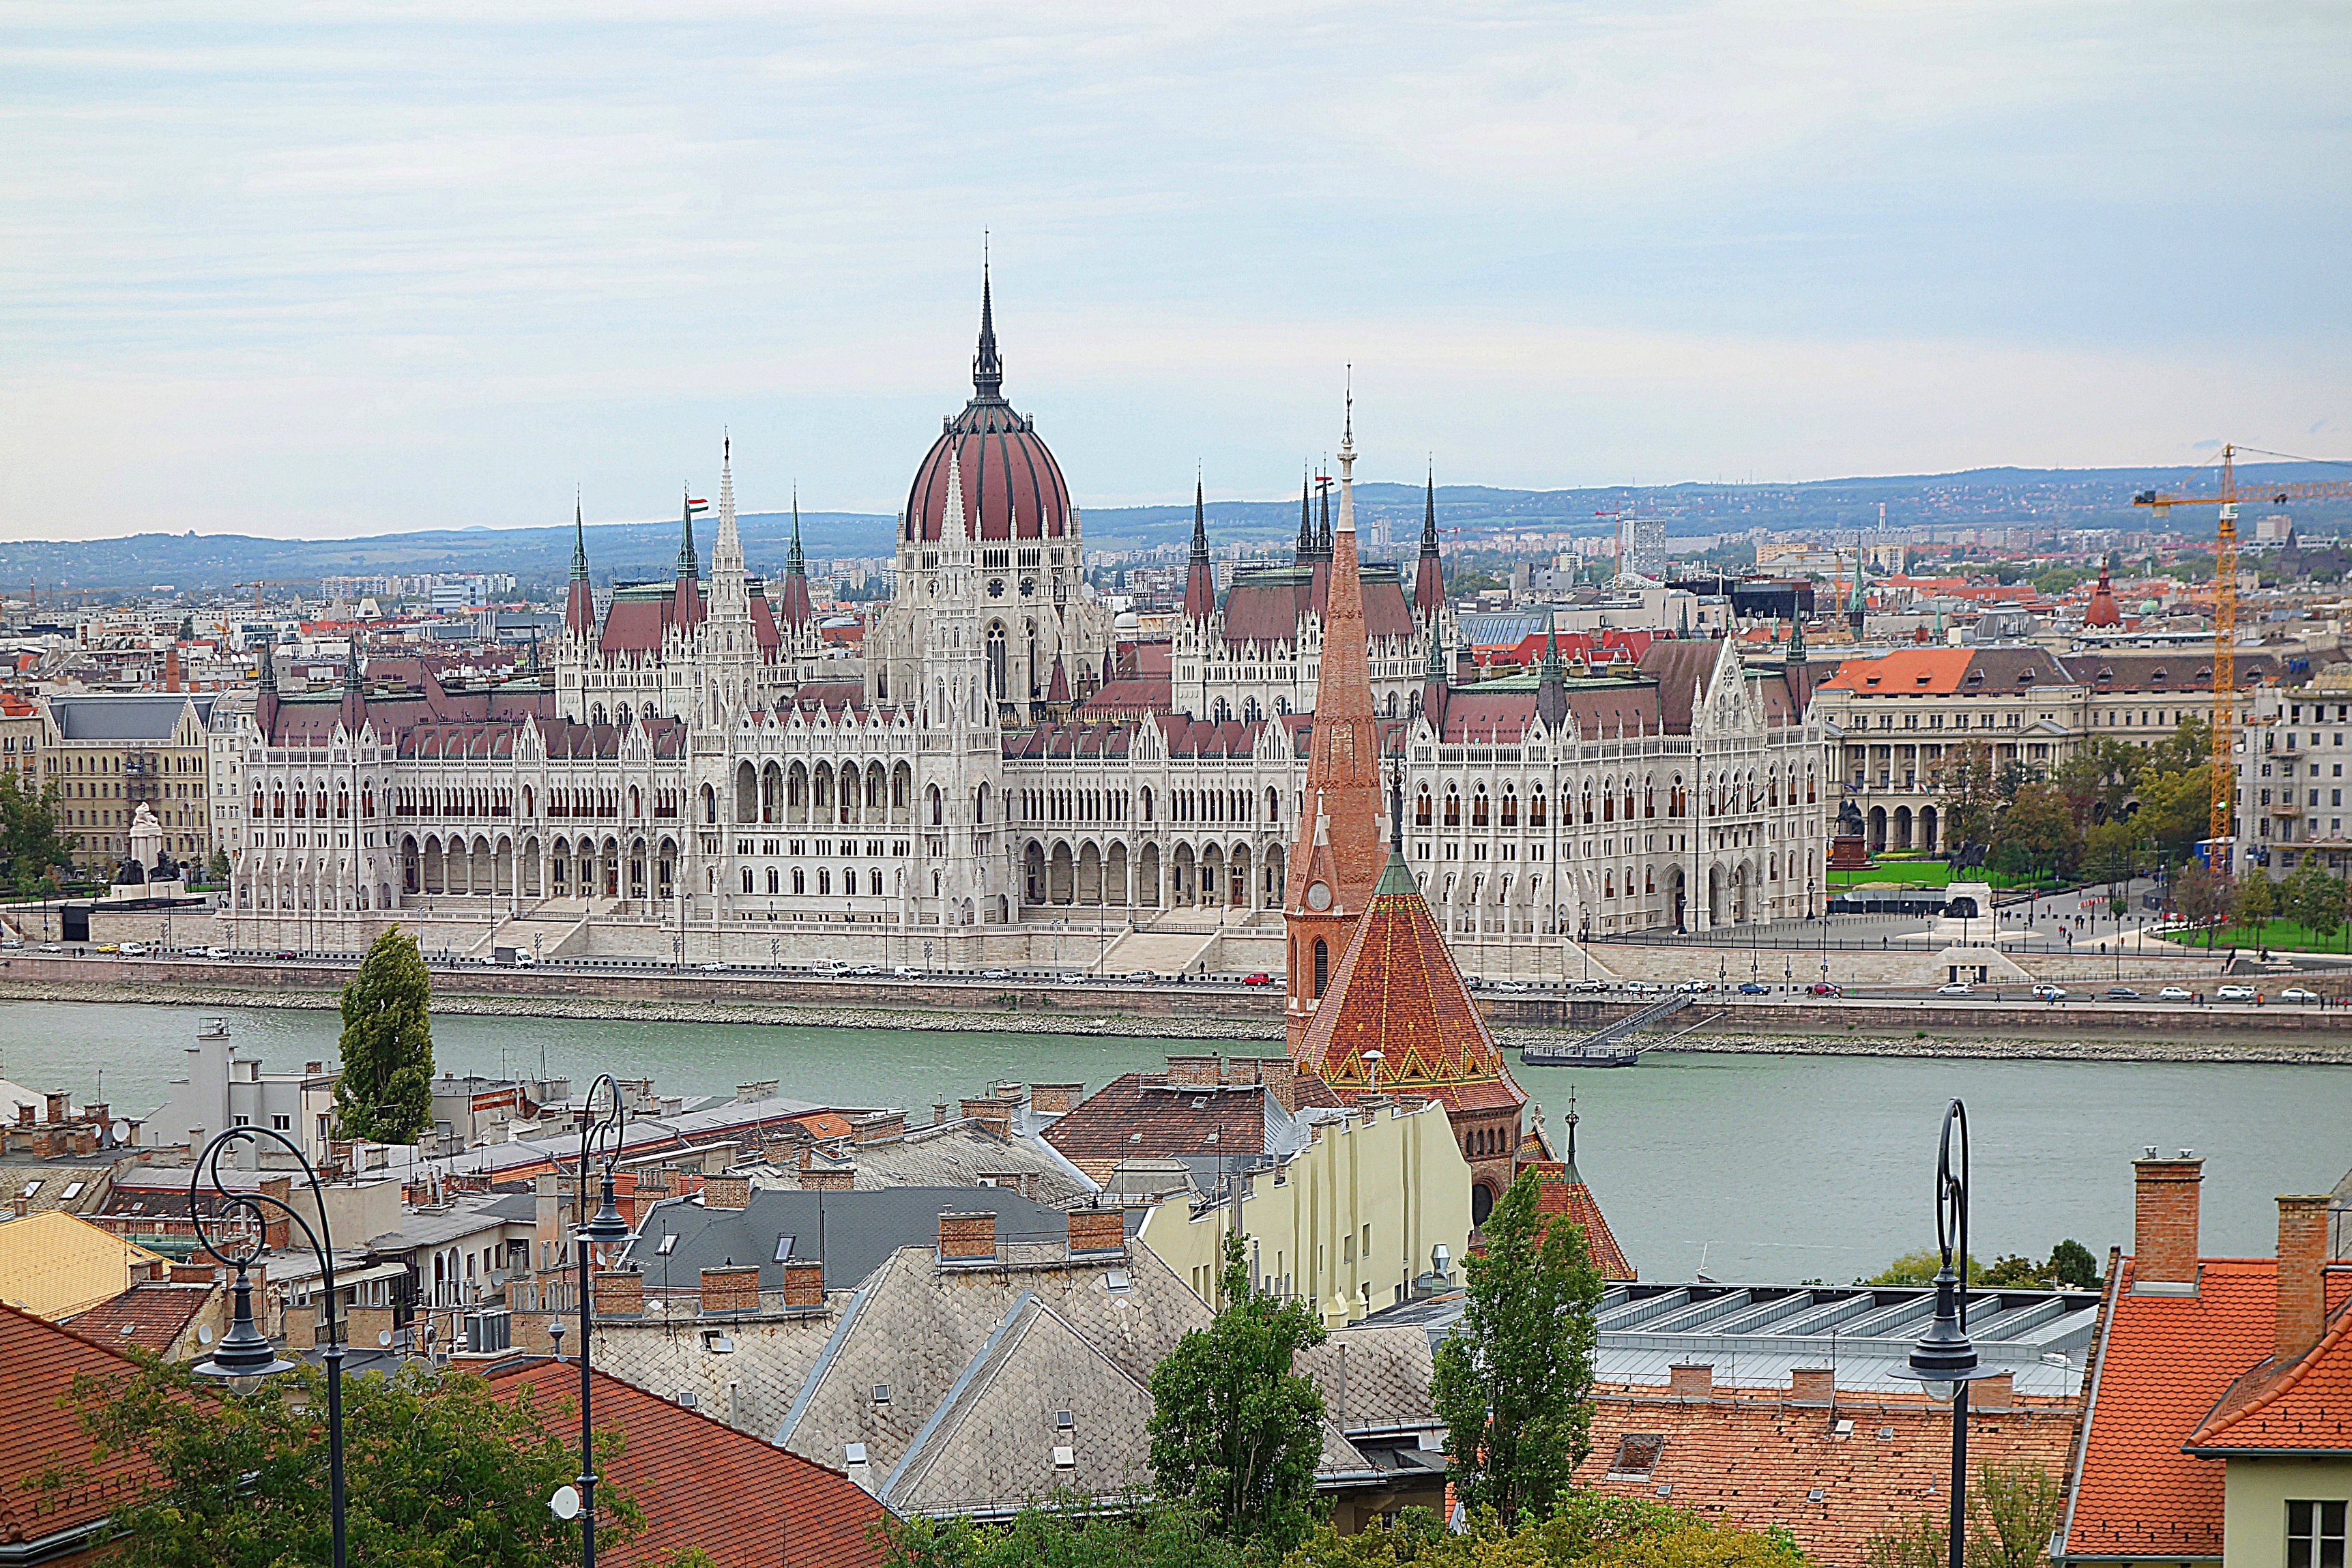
[549,1486,581,1522]
[197,1324,214,1345]
[378,1329,392,1348]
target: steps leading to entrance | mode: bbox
[1099,924,1222,979]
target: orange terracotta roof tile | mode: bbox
[2186,1294,2352,1454]
[1816,649,1973,695]
[488,1357,889,1568]
[1526,1159,1633,1281]
[0,1300,160,1556]
[2063,1256,2279,1560]
[1579,1386,2076,1566]
[63,1281,218,1359]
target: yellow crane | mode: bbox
[2133,445,2352,849]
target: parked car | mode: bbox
[2280,986,2322,1003]
[894,966,923,979]
[979,968,1011,980]
[2103,986,2141,1000]
[0,937,20,950]
[1567,978,1607,993]
[94,943,121,955]
[817,960,851,976]
[1491,981,1532,994]
[697,961,727,972]
[1935,981,1973,996]
[850,966,880,976]
[1673,981,1707,993]
[39,943,61,954]
[1122,970,1155,983]
[2033,984,2070,1001]
[1737,981,1769,996]
[1807,982,1841,996]
[2217,984,2257,1002]
[2158,985,2194,1001]
[1242,972,1273,987]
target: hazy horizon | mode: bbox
[5,3,2347,543]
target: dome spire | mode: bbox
[972,237,1004,402]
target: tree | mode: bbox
[1863,1462,2063,1568]
[2134,765,2213,867]
[1989,784,2080,881]
[2232,872,2276,931]
[1431,1170,1604,1528]
[207,846,233,882]
[2144,716,2213,782]
[884,1499,1243,1568]
[0,771,77,892]
[1279,1495,1810,1568]
[2283,858,2347,948]
[2047,1239,2100,1290]
[1929,743,1997,851]
[334,926,435,1143]
[1146,1228,1328,1549]
[2174,861,2224,945]
[2052,739,2138,830]
[50,1356,639,1568]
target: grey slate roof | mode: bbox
[1296,1324,1438,1437]
[623,1186,1082,1296]
[47,695,214,741]
[879,1294,1159,1517]
[590,1303,845,1440]
[774,1240,1206,1481]
[762,1119,1097,1210]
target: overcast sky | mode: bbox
[4,1,2347,542]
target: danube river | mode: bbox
[7,1000,2347,1284]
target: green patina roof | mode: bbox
[1373,847,1418,898]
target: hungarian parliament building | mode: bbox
[216,281,1832,973]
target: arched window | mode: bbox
[1443,788,1461,828]
[1472,788,1490,828]
[766,868,779,894]
[1529,788,1546,827]
[818,869,831,896]
[1312,938,1329,998]
[987,623,1008,701]
[1414,788,1433,828]
[1500,787,1518,828]
[740,867,753,893]
[793,868,807,895]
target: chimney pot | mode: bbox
[1067,1206,1124,1256]
[591,1268,644,1318]
[938,1210,998,1262]
[699,1264,760,1316]
[702,1174,750,1210]
[779,1260,824,1309]
[2276,1194,2332,1366]
[1790,1367,1834,1405]
[2132,1155,2204,1290]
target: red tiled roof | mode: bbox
[1578,1387,2077,1567]
[1526,1161,1632,1281]
[2063,1255,2279,1560]
[2187,1290,2352,1453]
[1042,1074,1271,1182]
[1294,852,1522,1118]
[0,1300,160,1557]
[63,1282,217,1359]
[1816,649,1973,695]
[487,1358,889,1568]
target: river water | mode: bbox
[5,1000,2345,1284]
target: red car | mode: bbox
[1807,982,1841,996]
[1243,972,1274,987]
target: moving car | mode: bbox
[94,943,121,955]
[1123,970,1155,983]
[1737,982,1769,996]
[894,966,923,979]
[205,946,235,959]
[2216,984,2256,1002]
[2033,984,2070,1001]
[979,968,1011,980]
[2103,986,2141,1000]
[2158,986,2194,1001]
[1807,982,1841,996]
[2280,986,2322,1003]
[1242,972,1273,987]
[1491,981,1532,993]
[1567,979,1608,993]
[697,961,727,972]
[1935,981,1973,996]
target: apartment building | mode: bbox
[38,694,218,874]
[2235,674,2352,877]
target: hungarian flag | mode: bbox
[687,497,710,517]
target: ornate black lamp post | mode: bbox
[1892,1098,1984,1568]
[566,1075,631,1568]
[187,1127,346,1568]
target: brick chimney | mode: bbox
[592,1269,644,1317]
[938,1210,997,1262]
[1246,1059,1298,1115]
[780,1261,824,1309]
[699,1265,760,1316]
[959,1099,1013,1139]
[44,1091,68,1125]
[798,1169,853,1192]
[1165,1055,1221,1087]
[1970,1371,2014,1409]
[852,1111,905,1144]
[171,1262,218,1286]
[2276,1194,2332,1366]
[1067,1206,1124,1256]
[2132,1152,2203,1291]
[1790,1367,1833,1406]
[702,1174,750,1211]
[1668,1363,1715,1399]
[1028,1083,1082,1116]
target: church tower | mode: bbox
[1283,396,1387,1051]
[702,437,759,723]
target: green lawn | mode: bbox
[2158,918,2352,953]
[1829,863,2061,891]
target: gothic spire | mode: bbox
[1421,465,1439,553]
[1537,606,1569,729]
[566,490,596,636]
[1316,465,1333,557]
[570,489,589,581]
[1296,465,1314,562]
[677,489,699,581]
[972,246,1004,402]
[1183,467,1216,624]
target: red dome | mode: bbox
[903,271,1071,543]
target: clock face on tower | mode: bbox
[1305,881,1332,911]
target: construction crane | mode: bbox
[2133,444,2352,850]
[238,579,320,613]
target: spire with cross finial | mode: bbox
[972,238,1003,402]
[1296,465,1315,563]
[565,489,596,637]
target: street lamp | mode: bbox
[187,1126,346,1568]
[568,1075,632,1568]
[1891,1098,1985,1568]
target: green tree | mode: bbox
[1862,1248,1987,1286]
[884,1498,1243,1568]
[207,846,233,882]
[1989,783,2080,880]
[2052,739,2139,830]
[1863,1462,2063,1568]
[2047,1239,2100,1290]
[50,1356,638,1568]
[1280,1495,1810,1568]
[1431,1171,1604,1528]
[1929,743,1997,851]
[2284,858,2347,948]
[334,926,436,1143]
[0,771,78,892]
[1146,1228,1329,1550]
[2134,765,2213,867]
[2143,716,2213,781]
[2232,872,2276,931]
[2174,861,2224,945]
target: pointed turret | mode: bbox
[338,636,366,732]
[972,256,1004,403]
[778,489,815,631]
[1536,609,1569,730]
[564,493,596,637]
[1422,620,1450,733]
[1413,465,1444,622]
[255,630,278,738]
[1315,469,1333,559]
[1285,394,1386,1053]
[1182,470,1215,624]
[1528,1101,1634,1279]
[714,436,744,577]
[673,489,703,629]
[1295,467,1315,563]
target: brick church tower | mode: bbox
[1283,398,1388,1052]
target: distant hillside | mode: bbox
[6,463,2345,595]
